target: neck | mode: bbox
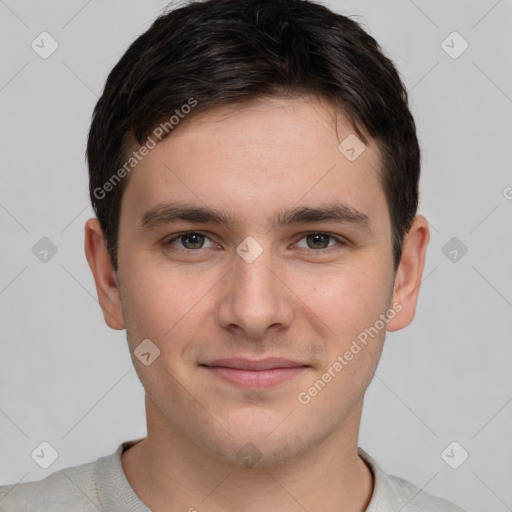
[122,400,374,512]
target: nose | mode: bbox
[215,244,294,340]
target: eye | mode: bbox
[295,232,346,251]
[163,231,347,253]
[165,231,216,250]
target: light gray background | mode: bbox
[1,1,511,510]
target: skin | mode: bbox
[85,95,429,512]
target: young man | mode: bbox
[0,0,465,510]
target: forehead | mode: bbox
[120,95,388,232]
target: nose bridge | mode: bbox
[217,239,292,336]
[235,247,276,298]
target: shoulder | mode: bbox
[0,457,102,512]
[359,448,466,512]
[383,473,466,511]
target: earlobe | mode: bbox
[84,218,125,330]
[386,215,430,332]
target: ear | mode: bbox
[386,215,430,332]
[84,218,125,330]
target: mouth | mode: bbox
[200,358,309,389]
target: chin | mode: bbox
[199,421,317,469]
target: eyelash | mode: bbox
[164,231,348,254]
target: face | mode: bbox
[86,95,428,467]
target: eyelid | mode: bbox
[293,232,348,248]
[165,231,218,248]
[164,230,348,251]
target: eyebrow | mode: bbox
[138,201,372,233]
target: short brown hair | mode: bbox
[87,0,420,272]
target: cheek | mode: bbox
[294,261,392,337]
[300,268,391,404]
[119,258,221,355]
[119,259,182,340]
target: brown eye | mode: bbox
[166,232,214,250]
[295,233,344,250]
[306,233,331,249]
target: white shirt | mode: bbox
[0,438,465,511]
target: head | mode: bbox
[85,0,429,467]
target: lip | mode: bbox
[201,358,309,389]
[203,357,307,370]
